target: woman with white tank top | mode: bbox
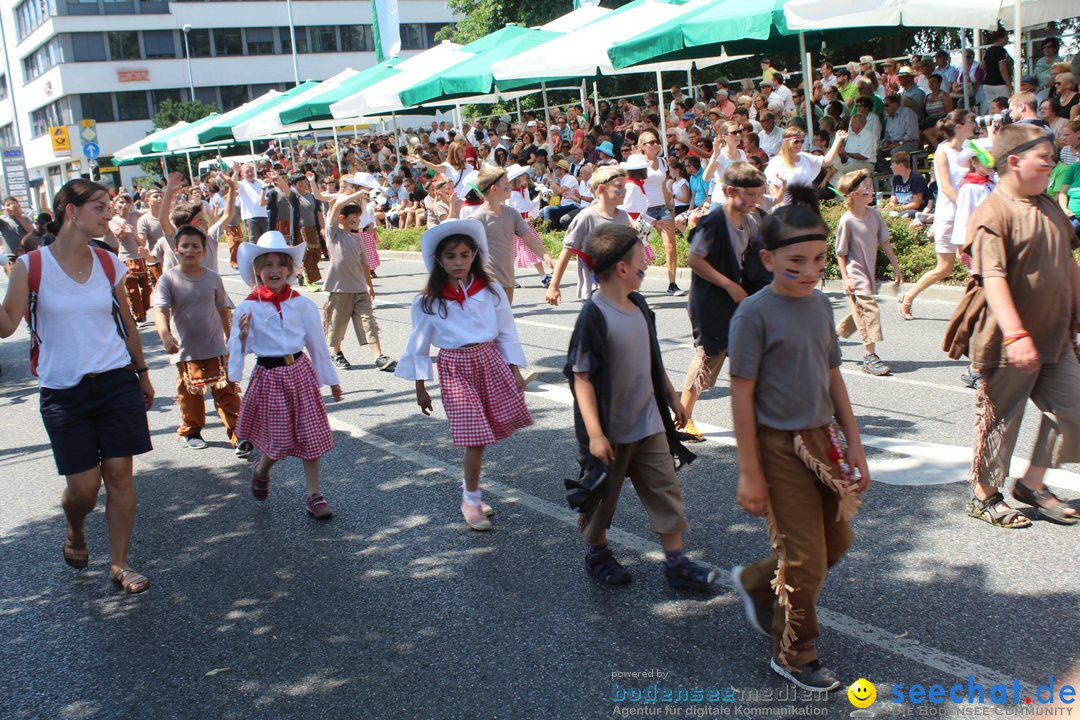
[0,179,155,594]
[899,110,975,319]
[638,129,684,295]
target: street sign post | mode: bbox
[80,119,99,160]
[1,147,31,208]
[82,142,100,159]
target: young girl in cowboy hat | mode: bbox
[229,231,343,519]
[395,219,533,531]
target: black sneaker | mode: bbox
[182,434,208,450]
[769,658,841,692]
[541,274,552,288]
[332,352,352,370]
[234,440,254,459]
[664,555,717,590]
[730,565,773,637]
[666,283,685,297]
[374,355,397,372]
[585,547,631,585]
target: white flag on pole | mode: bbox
[372,0,401,62]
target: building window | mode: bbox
[30,98,73,137]
[0,75,6,101]
[219,85,248,110]
[80,93,116,123]
[15,0,55,41]
[194,87,218,106]
[143,30,175,59]
[340,25,371,53]
[108,31,140,60]
[213,28,243,56]
[151,89,182,114]
[22,38,64,80]
[425,24,448,46]
[279,27,307,54]
[0,124,16,147]
[400,24,426,50]
[245,27,274,55]
[307,26,338,54]
[67,0,101,15]
[116,90,149,121]
[185,28,211,58]
[71,33,108,62]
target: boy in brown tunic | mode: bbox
[965,124,1080,527]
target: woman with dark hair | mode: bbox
[0,179,155,593]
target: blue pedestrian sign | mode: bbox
[82,142,100,159]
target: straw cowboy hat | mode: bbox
[238,230,307,287]
[420,219,489,273]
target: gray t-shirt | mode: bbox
[835,208,889,296]
[572,292,664,444]
[689,211,759,271]
[296,191,317,228]
[563,206,632,301]
[728,286,840,431]
[136,212,165,264]
[0,216,24,255]
[153,266,229,363]
[323,221,369,294]
[471,205,533,289]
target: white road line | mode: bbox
[326,414,1039,695]
[527,382,1080,493]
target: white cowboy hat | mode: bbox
[505,163,530,182]
[420,219,489,273]
[237,230,307,287]
[620,153,650,171]
[343,171,380,189]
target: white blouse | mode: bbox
[395,281,527,381]
[227,295,340,386]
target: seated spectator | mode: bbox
[884,151,929,218]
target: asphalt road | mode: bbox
[2,251,1077,720]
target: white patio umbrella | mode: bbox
[784,0,1079,90]
[330,42,475,118]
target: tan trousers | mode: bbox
[299,226,322,283]
[224,225,243,267]
[836,294,883,347]
[323,292,380,349]
[739,426,853,668]
[581,432,689,545]
[971,348,1080,488]
[176,357,242,444]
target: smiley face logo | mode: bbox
[848,678,877,708]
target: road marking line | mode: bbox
[326,414,1038,695]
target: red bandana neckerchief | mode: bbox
[247,285,301,316]
[962,172,993,186]
[441,275,488,307]
[626,177,646,192]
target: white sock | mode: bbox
[462,481,482,506]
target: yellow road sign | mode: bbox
[50,126,71,156]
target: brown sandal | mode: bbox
[63,541,88,569]
[111,568,150,594]
[1011,482,1078,525]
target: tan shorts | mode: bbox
[323,291,379,348]
[836,294,882,345]
[581,432,688,545]
[682,346,728,393]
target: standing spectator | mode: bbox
[236,163,269,241]
[979,29,1013,111]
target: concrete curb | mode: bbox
[377,248,966,303]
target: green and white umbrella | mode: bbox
[277,60,402,126]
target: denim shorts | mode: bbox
[646,205,673,222]
[39,367,152,475]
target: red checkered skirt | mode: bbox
[235,355,334,461]
[360,229,381,270]
[513,221,544,268]
[642,240,656,264]
[436,342,533,447]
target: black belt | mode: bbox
[257,352,304,368]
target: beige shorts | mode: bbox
[581,432,688,545]
[682,346,728,393]
[836,294,883,345]
[323,291,379,348]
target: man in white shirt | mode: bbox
[820,62,838,95]
[836,113,878,177]
[568,146,587,177]
[236,163,268,240]
[757,113,784,158]
[669,85,686,117]
[770,73,796,115]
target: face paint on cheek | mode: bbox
[782,270,800,280]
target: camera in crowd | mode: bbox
[973,109,1013,128]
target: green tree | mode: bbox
[138,98,220,180]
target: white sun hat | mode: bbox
[237,230,307,287]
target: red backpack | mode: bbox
[24,247,127,377]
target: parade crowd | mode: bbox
[2,30,1079,695]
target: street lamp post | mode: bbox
[285,0,300,86]
[182,24,195,101]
